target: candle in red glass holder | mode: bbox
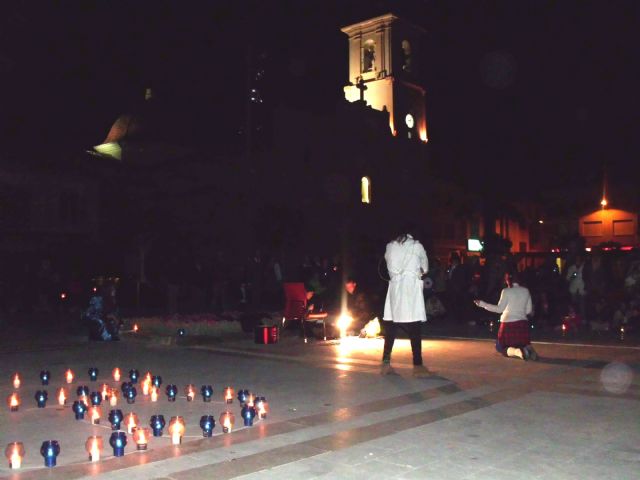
[224,387,234,404]
[133,427,151,450]
[85,436,103,462]
[150,386,158,402]
[168,416,185,445]
[185,384,195,402]
[100,383,110,401]
[125,412,139,434]
[89,406,102,424]
[12,373,20,389]
[219,411,235,433]
[7,393,20,412]
[65,369,74,384]
[112,368,121,382]
[109,388,118,406]
[5,442,25,469]
[57,388,67,406]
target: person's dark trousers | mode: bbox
[382,321,423,366]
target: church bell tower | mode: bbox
[342,14,428,142]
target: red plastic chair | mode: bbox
[282,282,327,342]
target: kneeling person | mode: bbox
[474,272,538,360]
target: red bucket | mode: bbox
[254,326,279,344]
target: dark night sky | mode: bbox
[1,0,638,198]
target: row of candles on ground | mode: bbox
[11,367,176,388]
[7,384,256,410]
[4,389,268,469]
[8,367,249,409]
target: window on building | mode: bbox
[401,40,412,73]
[361,176,371,204]
[613,219,634,236]
[362,40,376,72]
[583,220,603,237]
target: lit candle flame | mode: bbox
[90,406,101,424]
[112,368,121,382]
[12,373,20,389]
[133,324,139,332]
[142,381,150,396]
[186,385,195,401]
[101,384,109,401]
[150,386,158,402]
[109,389,118,406]
[9,393,20,410]
[224,387,234,404]
[89,440,100,462]
[58,388,67,406]
[9,448,22,469]
[168,417,185,445]
[246,393,255,407]
[66,369,74,384]
[126,413,138,434]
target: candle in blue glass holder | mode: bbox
[199,415,215,437]
[77,385,89,397]
[237,389,249,404]
[35,390,48,408]
[120,381,133,394]
[88,368,99,382]
[150,414,166,436]
[152,375,162,388]
[128,369,139,383]
[109,432,127,457]
[201,385,213,403]
[40,370,51,385]
[72,400,87,419]
[40,440,60,468]
[108,409,123,430]
[124,386,137,404]
[241,404,257,427]
[90,392,102,406]
[177,328,186,337]
[166,384,177,402]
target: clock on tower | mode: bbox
[342,14,428,142]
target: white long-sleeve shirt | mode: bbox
[478,283,533,323]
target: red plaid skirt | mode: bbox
[497,320,530,348]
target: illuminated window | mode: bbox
[362,40,375,72]
[361,176,372,204]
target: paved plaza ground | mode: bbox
[1,324,639,479]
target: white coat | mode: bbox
[383,235,428,322]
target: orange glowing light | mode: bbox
[60,292,67,300]
[85,436,103,462]
[133,324,139,332]
[168,416,185,445]
[109,388,118,406]
[112,368,121,382]
[185,384,195,402]
[5,442,25,469]
[150,386,158,402]
[57,388,67,406]
[562,324,567,331]
[125,412,139,434]
[89,406,102,424]
[419,125,428,142]
[142,380,150,396]
[65,369,74,384]
[219,411,235,433]
[100,383,109,401]
[256,399,269,419]
[11,373,20,389]
[79,395,89,408]
[133,427,150,450]
[7,393,20,411]
[601,198,608,208]
[246,393,255,408]
[224,387,234,404]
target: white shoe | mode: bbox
[507,347,525,360]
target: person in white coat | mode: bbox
[381,228,431,377]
